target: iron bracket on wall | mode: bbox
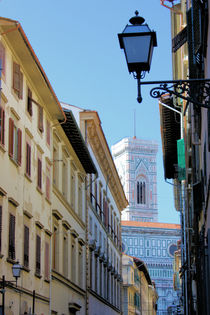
[138,78,210,114]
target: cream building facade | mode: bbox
[62,104,128,315]
[122,254,158,315]
[0,17,66,315]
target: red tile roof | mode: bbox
[121,221,181,229]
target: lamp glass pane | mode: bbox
[123,35,152,64]
[12,264,21,278]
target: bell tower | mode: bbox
[112,137,158,222]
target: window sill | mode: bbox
[22,265,30,273]
[6,257,16,265]
[44,278,50,283]
[35,272,42,279]
[25,173,32,182]
[0,143,6,153]
[36,186,43,195]
[9,156,19,168]
[45,196,52,205]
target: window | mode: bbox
[52,226,59,270]
[38,105,44,133]
[0,205,2,253]
[78,177,83,219]
[46,163,51,201]
[37,156,42,190]
[0,42,6,77]
[23,225,29,268]
[27,88,33,116]
[71,238,76,282]
[9,118,22,165]
[78,246,83,287]
[137,180,146,204]
[89,215,92,234]
[45,241,50,281]
[36,234,41,275]
[71,167,75,209]
[26,142,31,177]
[8,213,15,260]
[62,154,67,198]
[63,232,68,277]
[13,62,23,99]
[53,145,59,186]
[0,105,5,146]
[46,120,50,146]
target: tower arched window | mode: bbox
[137,180,146,204]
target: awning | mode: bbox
[61,110,97,174]
[159,96,181,179]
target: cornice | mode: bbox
[80,111,128,211]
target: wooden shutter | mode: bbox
[46,120,50,145]
[19,71,23,99]
[27,88,33,116]
[9,118,14,157]
[9,214,15,260]
[17,128,22,166]
[13,62,20,93]
[45,242,49,280]
[46,174,50,200]
[36,235,41,274]
[0,42,5,76]
[26,143,31,176]
[0,205,2,253]
[38,158,42,189]
[38,106,44,132]
[24,225,29,267]
[0,106,5,145]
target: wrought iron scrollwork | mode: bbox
[139,78,210,110]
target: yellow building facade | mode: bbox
[122,255,158,315]
[0,17,65,315]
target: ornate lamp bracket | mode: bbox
[139,78,210,114]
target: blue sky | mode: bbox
[1,0,180,223]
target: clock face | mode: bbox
[168,243,177,257]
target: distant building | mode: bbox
[122,254,158,315]
[112,137,181,314]
[62,104,128,315]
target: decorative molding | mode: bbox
[23,209,33,219]
[8,197,19,207]
[35,221,44,229]
[0,186,7,196]
[52,209,63,220]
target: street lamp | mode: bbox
[118,10,157,103]
[0,261,22,315]
[118,12,210,109]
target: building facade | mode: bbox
[159,0,210,314]
[112,137,181,314]
[122,254,158,315]
[0,17,66,315]
[62,104,128,315]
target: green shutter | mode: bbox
[177,139,186,180]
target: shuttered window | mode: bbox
[45,242,50,280]
[26,142,31,177]
[8,214,15,260]
[38,105,44,133]
[24,225,29,268]
[46,164,51,201]
[0,42,5,76]
[9,118,22,165]
[0,106,5,146]
[37,158,42,190]
[27,88,33,116]
[0,205,2,253]
[36,234,41,275]
[46,120,50,145]
[13,62,23,99]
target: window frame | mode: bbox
[9,117,22,165]
[0,105,5,146]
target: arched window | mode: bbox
[137,180,146,204]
